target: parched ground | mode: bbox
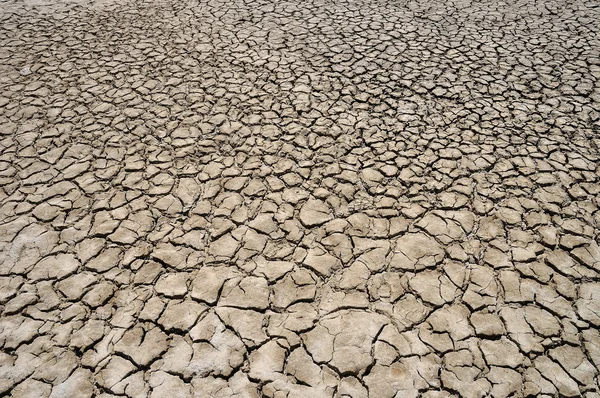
[0,0,599,396]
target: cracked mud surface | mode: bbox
[1,0,600,396]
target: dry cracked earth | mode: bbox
[0,0,600,397]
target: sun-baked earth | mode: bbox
[0,0,599,397]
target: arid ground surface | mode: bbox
[1,0,600,397]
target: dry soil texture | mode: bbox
[0,0,600,397]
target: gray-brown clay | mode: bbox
[0,0,599,396]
